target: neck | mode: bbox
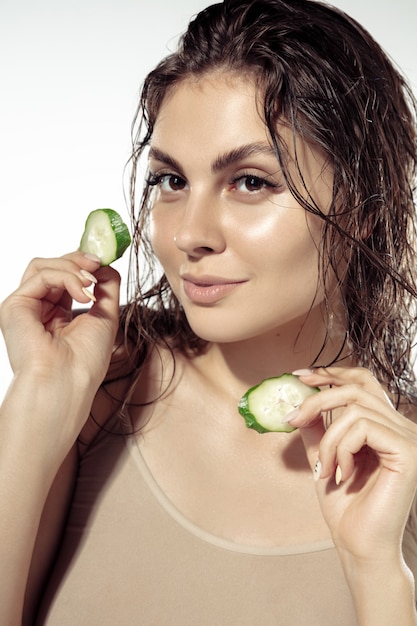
[196,310,351,394]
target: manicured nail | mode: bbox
[335,465,342,486]
[313,459,322,482]
[292,368,315,376]
[80,269,98,284]
[82,287,96,302]
[281,408,300,423]
[83,252,101,264]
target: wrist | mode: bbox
[339,550,416,625]
[1,370,93,465]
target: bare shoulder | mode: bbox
[77,327,179,448]
[77,327,136,450]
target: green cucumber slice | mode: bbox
[79,208,131,266]
[238,374,320,433]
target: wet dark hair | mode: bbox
[120,0,417,404]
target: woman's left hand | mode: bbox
[288,366,417,563]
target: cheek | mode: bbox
[241,211,322,269]
[249,216,324,306]
[149,212,174,265]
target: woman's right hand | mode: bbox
[0,252,121,622]
[0,251,121,448]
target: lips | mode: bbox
[181,274,247,304]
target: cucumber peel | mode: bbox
[238,374,320,433]
[79,208,131,266]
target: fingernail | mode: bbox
[335,465,342,485]
[313,459,322,482]
[80,269,98,284]
[281,408,300,423]
[83,252,101,264]
[292,368,315,376]
[82,287,96,302]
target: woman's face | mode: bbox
[149,73,333,345]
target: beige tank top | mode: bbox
[36,420,417,625]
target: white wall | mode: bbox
[1,0,416,398]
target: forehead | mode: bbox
[150,72,332,195]
[151,73,269,150]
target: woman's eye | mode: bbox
[147,173,187,192]
[232,174,279,193]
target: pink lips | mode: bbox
[181,275,246,304]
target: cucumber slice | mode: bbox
[238,374,320,433]
[79,208,131,266]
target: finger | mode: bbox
[20,268,97,309]
[326,416,417,490]
[66,267,121,380]
[85,266,121,331]
[0,269,99,349]
[19,251,101,285]
[317,405,390,479]
[297,419,326,474]
[286,383,403,433]
[293,366,390,403]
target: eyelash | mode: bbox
[146,172,180,185]
[146,171,282,195]
[229,172,281,193]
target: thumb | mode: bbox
[88,265,121,331]
[297,419,326,471]
[69,266,121,382]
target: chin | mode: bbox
[185,317,274,345]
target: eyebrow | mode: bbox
[148,147,183,174]
[148,142,278,175]
[211,143,277,173]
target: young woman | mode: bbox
[1,1,417,624]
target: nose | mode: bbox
[174,193,226,257]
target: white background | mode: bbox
[1,0,416,398]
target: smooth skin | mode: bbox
[0,73,416,624]
[0,253,120,623]
[147,74,417,622]
[290,367,417,623]
[149,74,334,350]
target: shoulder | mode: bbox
[77,326,181,451]
[76,323,138,451]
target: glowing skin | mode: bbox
[148,74,333,352]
